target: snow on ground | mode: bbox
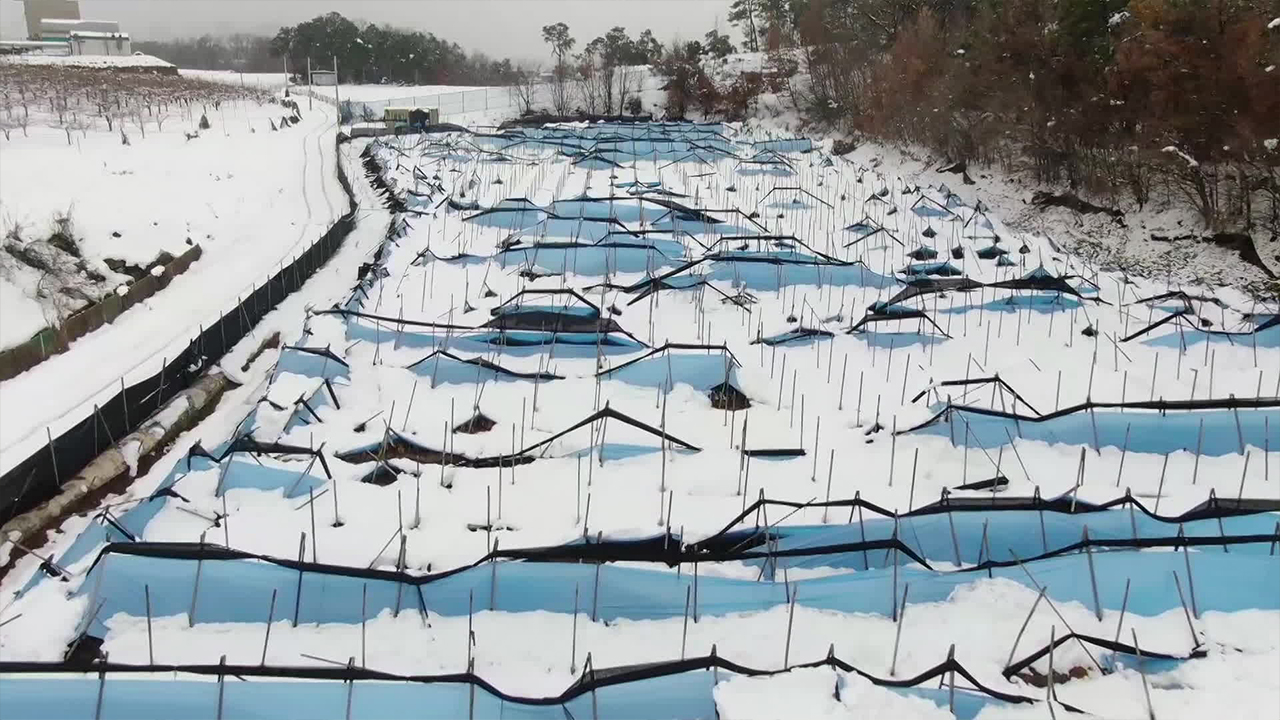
[0,71,343,474]
[1,53,175,69]
[0,104,1277,717]
[0,274,45,349]
[335,83,489,102]
[178,69,289,89]
[824,139,1278,290]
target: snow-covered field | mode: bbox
[0,64,343,475]
[178,69,290,89]
[0,53,175,69]
[336,83,490,102]
[0,112,1276,719]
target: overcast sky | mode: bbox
[2,0,738,62]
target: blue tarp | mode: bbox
[73,543,1280,639]
[604,350,738,392]
[912,407,1280,456]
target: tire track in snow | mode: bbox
[314,113,335,222]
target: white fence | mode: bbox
[348,86,521,120]
[294,84,528,124]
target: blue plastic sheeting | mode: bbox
[497,245,682,275]
[215,458,325,500]
[466,331,645,350]
[602,234,687,255]
[757,329,831,346]
[605,351,738,392]
[707,260,897,292]
[763,198,817,210]
[520,218,626,243]
[272,348,348,381]
[0,674,1015,720]
[494,198,542,210]
[940,294,1084,315]
[737,164,795,177]
[547,199,670,224]
[594,140,730,159]
[30,449,224,592]
[997,293,1084,310]
[406,354,536,386]
[894,686,1012,720]
[615,180,661,189]
[1142,325,1280,350]
[344,319,642,356]
[404,193,434,212]
[912,204,952,218]
[283,385,336,434]
[36,451,332,595]
[900,262,963,277]
[713,250,826,264]
[1102,651,1188,675]
[344,317,445,350]
[913,407,1280,456]
[572,155,625,170]
[464,208,548,230]
[852,331,945,349]
[563,443,697,462]
[868,302,919,316]
[493,304,600,319]
[73,546,1279,637]
[462,336,640,358]
[752,138,813,153]
[734,510,1280,576]
[845,222,880,238]
[0,673,719,720]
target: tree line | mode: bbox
[134,35,278,73]
[269,12,519,85]
[137,13,521,86]
[538,22,742,116]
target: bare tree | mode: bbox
[542,22,576,115]
[511,65,540,115]
[61,114,92,145]
[549,68,572,115]
[0,95,14,140]
[132,107,148,140]
[575,51,607,114]
[616,65,640,116]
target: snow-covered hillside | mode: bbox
[0,116,1276,719]
[0,65,342,474]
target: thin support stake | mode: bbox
[1003,587,1045,671]
[261,589,277,665]
[889,583,910,676]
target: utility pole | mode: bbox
[307,57,313,110]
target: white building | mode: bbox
[68,30,129,56]
[38,18,120,40]
[15,0,80,40]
